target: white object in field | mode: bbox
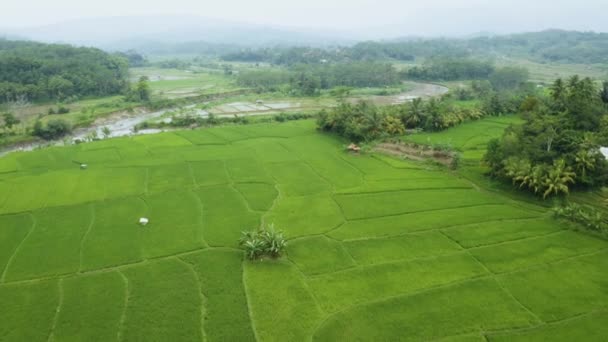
[600,147,608,160]
[80,164,88,169]
[139,217,149,226]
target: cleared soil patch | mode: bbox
[373,141,456,167]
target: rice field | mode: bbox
[0,120,606,341]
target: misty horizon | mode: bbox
[2,0,608,44]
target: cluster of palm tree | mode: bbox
[392,98,485,131]
[317,98,486,142]
[505,158,576,199]
[485,76,608,199]
[239,224,287,261]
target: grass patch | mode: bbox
[287,236,355,275]
[498,250,608,321]
[196,185,260,247]
[182,249,256,341]
[244,259,323,341]
[234,182,278,211]
[334,189,504,220]
[54,272,125,342]
[121,259,202,342]
[313,278,537,341]
[329,204,541,240]
[265,195,344,238]
[470,230,607,273]
[0,280,59,341]
[344,231,463,265]
[81,197,146,270]
[4,205,91,281]
[308,253,488,313]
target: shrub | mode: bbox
[239,224,287,260]
[32,119,72,140]
[553,203,607,234]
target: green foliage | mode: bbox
[486,76,608,198]
[222,30,608,65]
[0,39,129,102]
[553,202,608,234]
[0,112,20,129]
[405,58,495,81]
[239,224,287,260]
[236,62,398,95]
[32,118,72,140]
[126,76,151,102]
[318,97,491,142]
[489,67,530,90]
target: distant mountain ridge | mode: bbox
[1,15,355,49]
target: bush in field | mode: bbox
[32,118,72,140]
[553,203,607,234]
[239,224,287,260]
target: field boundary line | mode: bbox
[279,142,336,192]
[310,274,490,338]
[116,270,130,342]
[176,257,207,342]
[333,216,544,242]
[333,186,481,198]
[192,191,210,248]
[78,204,96,272]
[481,308,608,338]
[241,261,261,342]
[287,259,327,317]
[439,230,544,325]
[465,230,566,251]
[47,278,64,342]
[324,234,359,266]
[144,167,150,195]
[344,202,511,222]
[335,185,474,195]
[187,161,199,188]
[306,251,469,280]
[1,212,36,283]
[310,247,608,337]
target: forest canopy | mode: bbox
[485,77,608,198]
[221,30,608,65]
[0,39,130,103]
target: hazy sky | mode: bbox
[3,0,608,37]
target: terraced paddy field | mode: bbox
[0,120,607,341]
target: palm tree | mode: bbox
[403,98,424,128]
[541,159,576,199]
[574,150,596,182]
[504,158,532,188]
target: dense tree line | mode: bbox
[316,74,539,143]
[405,58,495,81]
[0,39,130,103]
[237,62,399,95]
[317,96,490,143]
[221,30,608,65]
[485,76,608,198]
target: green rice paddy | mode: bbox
[0,119,606,341]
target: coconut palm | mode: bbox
[541,159,576,199]
[574,149,596,182]
[402,98,424,128]
[504,158,532,188]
